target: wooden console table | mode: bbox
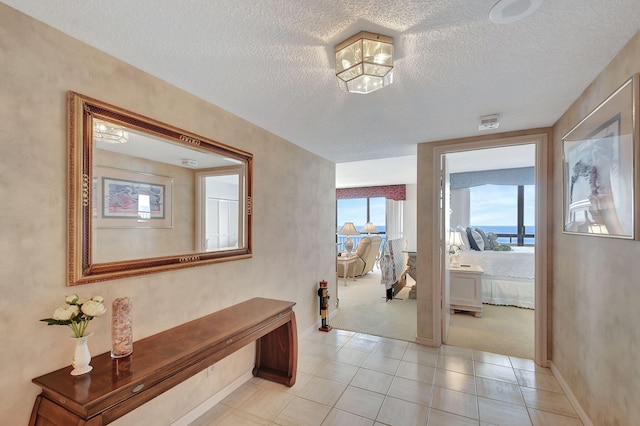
[30,298,297,426]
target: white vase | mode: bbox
[70,333,93,376]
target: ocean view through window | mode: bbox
[336,197,386,250]
[470,184,535,245]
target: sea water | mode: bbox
[471,225,536,245]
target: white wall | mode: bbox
[450,188,470,228]
[0,4,336,424]
[403,184,417,251]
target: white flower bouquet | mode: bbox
[41,294,107,338]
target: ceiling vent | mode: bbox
[182,159,198,167]
[479,114,500,131]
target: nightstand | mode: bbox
[449,265,484,317]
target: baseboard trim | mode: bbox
[300,314,337,340]
[171,370,254,426]
[549,361,592,426]
[414,336,438,347]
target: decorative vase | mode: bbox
[111,297,133,358]
[70,332,93,376]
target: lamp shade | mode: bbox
[338,222,360,236]
[361,222,379,234]
[450,230,464,248]
[335,31,393,94]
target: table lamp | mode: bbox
[449,230,464,266]
[361,222,379,236]
[338,222,360,255]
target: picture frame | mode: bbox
[562,74,638,239]
[94,166,173,228]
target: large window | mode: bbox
[469,184,535,245]
[336,197,386,249]
[337,197,386,233]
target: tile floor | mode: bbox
[191,330,583,426]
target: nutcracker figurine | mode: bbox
[317,280,332,332]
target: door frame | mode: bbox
[418,129,550,366]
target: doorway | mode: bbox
[418,130,549,367]
[442,145,536,359]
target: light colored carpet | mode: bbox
[447,304,534,359]
[329,270,417,342]
[329,269,534,359]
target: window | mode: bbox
[336,197,386,233]
[469,184,535,245]
[336,197,387,249]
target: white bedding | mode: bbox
[457,247,535,309]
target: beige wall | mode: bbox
[0,4,336,424]
[551,31,640,425]
[417,31,640,424]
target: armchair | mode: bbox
[337,236,382,278]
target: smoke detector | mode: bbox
[182,159,198,167]
[479,114,500,131]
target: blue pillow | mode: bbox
[466,227,481,251]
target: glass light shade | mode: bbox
[94,121,129,144]
[335,31,394,94]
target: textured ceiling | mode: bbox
[4,0,640,169]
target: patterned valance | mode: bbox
[336,184,406,201]
[450,167,534,189]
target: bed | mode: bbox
[456,246,535,309]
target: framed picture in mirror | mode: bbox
[68,92,253,285]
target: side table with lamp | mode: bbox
[338,222,360,255]
[335,222,361,308]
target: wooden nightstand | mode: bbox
[449,265,484,317]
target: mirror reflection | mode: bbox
[68,92,252,285]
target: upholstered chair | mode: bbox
[337,236,382,277]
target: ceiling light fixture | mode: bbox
[489,0,544,24]
[335,31,394,94]
[93,121,129,144]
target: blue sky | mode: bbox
[337,197,386,230]
[470,185,535,226]
[337,186,535,230]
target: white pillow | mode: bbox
[455,225,470,250]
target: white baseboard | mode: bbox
[171,370,254,426]
[549,361,592,426]
[299,310,340,339]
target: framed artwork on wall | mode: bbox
[562,74,638,239]
[94,166,173,228]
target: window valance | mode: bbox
[450,167,534,189]
[336,184,406,201]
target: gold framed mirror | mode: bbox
[68,92,252,285]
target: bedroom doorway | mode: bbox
[430,131,549,366]
[442,145,536,359]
